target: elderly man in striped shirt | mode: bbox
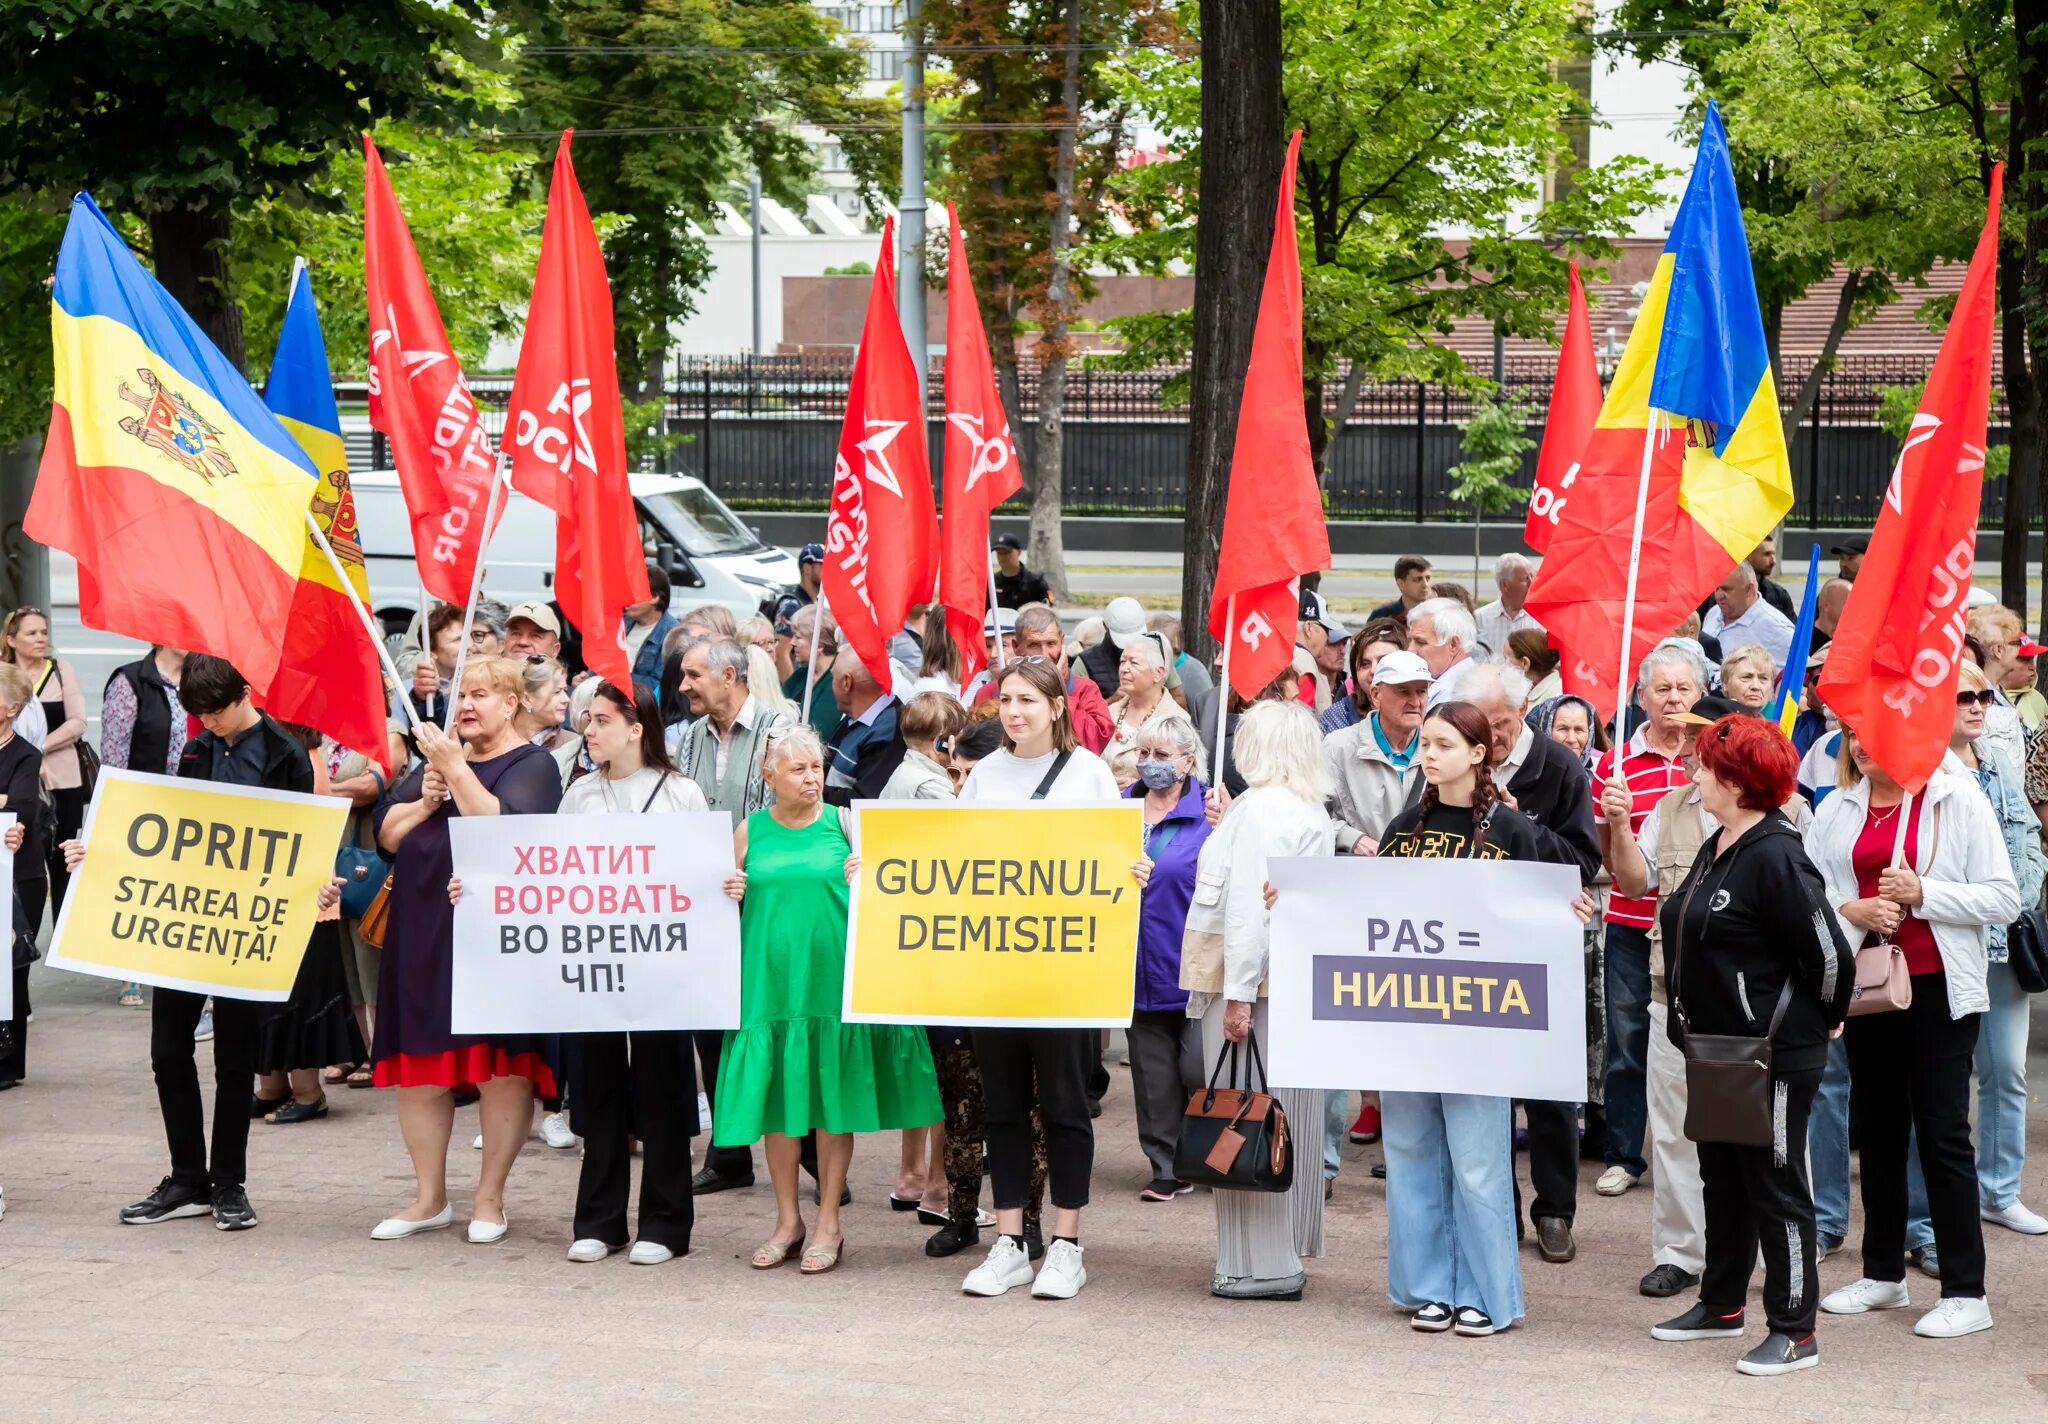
[1591,640,1706,1198]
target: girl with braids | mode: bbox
[1374,701,1596,1338]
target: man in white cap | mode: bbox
[1321,649,1430,855]
[503,602,563,661]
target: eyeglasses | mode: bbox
[1955,689,1998,707]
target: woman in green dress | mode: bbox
[718,724,941,1274]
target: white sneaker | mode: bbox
[540,1112,578,1149]
[1031,1240,1087,1299]
[192,1007,215,1043]
[566,1238,619,1263]
[1914,1296,1992,1338]
[472,1134,483,1151]
[1981,1201,2048,1235]
[629,1241,674,1266]
[961,1235,1035,1297]
[1821,1277,1911,1315]
[696,1091,713,1135]
[1595,1166,1640,1197]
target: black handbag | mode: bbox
[2006,905,2048,995]
[1174,1029,1294,1193]
[1669,866,1794,1148]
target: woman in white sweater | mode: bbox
[1804,726,2018,1339]
[1181,699,1335,1300]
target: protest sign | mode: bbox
[1265,856,1586,1101]
[843,802,1144,1028]
[47,770,347,1001]
[449,812,741,1033]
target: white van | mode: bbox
[350,470,799,633]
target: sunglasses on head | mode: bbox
[1955,688,1998,707]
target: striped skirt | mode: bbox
[1195,995,1326,1281]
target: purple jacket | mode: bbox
[1130,777,1215,1012]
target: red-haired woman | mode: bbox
[1648,716,1853,1377]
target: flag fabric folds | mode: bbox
[1818,167,2004,794]
[939,202,1024,685]
[1208,129,1330,699]
[1767,542,1822,736]
[1524,260,1601,553]
[26,193,315,693]
[363,137,500,607]
[823,217,937,684]
[504,132,649,690]
[261,263,391,771]
[1523,102,1793,720]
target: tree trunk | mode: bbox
[1181,0,1284,663]
[146,204,243,372]
[1027,0,1085,600]
[1783,268,1864,433]
[0,435,50,614]
[1319,363,1367,483]
[2009,0,2047,631]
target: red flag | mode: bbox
[1818,167,2002,793]
[1207,129,1329,699]
[362,137,500,607]
[503,133,649,689]
[1524,260,1601,552]
[939,203,1023,684]
[823,218,937,682]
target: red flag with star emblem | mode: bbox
[823,217,936,683]
[1524,260,1600,552]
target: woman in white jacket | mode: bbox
[1180,700,1334,1300]
[1804,726,2019,1340]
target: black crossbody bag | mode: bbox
[1668,858,1793,1148]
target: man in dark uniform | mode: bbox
[991,533,1053,609]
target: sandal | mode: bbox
[799,1238,844,1275]
[269,1095,329,1125]
[346,1066,375,1089]
[322,1064,353,1085]
[750,1231,805,1270]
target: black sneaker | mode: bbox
[1640,1263,1702,1298]
[212,1184,258,1231]
[120,1176,212,1225]
[1651,1302,1747,1341]
[1452,1306,1499,1337]
[924,1215,980,1259]
[1021,1220,1045,1261]
[1410,1301,1454,1333]
[1735,1331,1818,1376]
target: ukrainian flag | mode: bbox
[26,193,315,693]
[1524,102,1794,717]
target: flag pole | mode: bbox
[1212,593,1235,790]
[442,458,509,733]
[987,546,1002,671]
[1614,416,1660,731]
[305,511,425,741]
[802,592,828,724]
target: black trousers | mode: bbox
[152,988,258,1190]
[1,962,27,1081]
[44,786,85,921]
[694,1028,819,1181]
[1699,1067,1822,1335]
[975,1026,1094,1212]
[570,1030,697,1252]
[1515,1099,1581,1226]
[1844,976,1986,1298]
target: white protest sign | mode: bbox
[1266,855,1586,1101]
[449,812,741,1033]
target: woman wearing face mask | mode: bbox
[1124,717,1214,1202]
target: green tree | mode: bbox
[1446,397,1536,584]
[0,1,494,370]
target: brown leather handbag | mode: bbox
[1847,937,1912,1016]
[1174,1029,1294,1193]
[356,871,396,948]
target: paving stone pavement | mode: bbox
[3,964,2046,1424]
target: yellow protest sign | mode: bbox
[48,769,349,1001]
[842,802,1144,1027]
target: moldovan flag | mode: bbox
[363,137,500,607]
[1524,103,1792,720]
[940,202,1023,684]
[1524,260,1601,552]
[823,217,937,683]
[26,193,315,693]
[1209,129,1329,698]
[261,263,390,772]
[505,132,649,689]
[1818,168,2003,793]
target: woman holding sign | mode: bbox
[1373,701,1596,1338]
[368,656,564,1246]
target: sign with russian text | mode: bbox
[449,812,741,1032]
[843,802,1145,1027]
[1265,856,1586,1100]
[47,770,347,1001]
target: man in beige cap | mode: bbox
[504,602,563,661]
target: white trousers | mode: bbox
[1646,1000,1705,1273]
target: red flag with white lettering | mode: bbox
[1817,167,2002,794]
[940,203,1023,684]
[1207,129,1329,698]
[823,218,937,683]
[362,136,500,606]
[1524,260,1601,552]
[503,132,649,689]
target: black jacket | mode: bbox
[177,714,317,796]
[1078,638,1123,700]
[1660,812,1853,1074]
[1505,733,1601,886]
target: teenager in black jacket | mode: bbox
[1649,716,1853,1377]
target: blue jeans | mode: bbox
[1382,1091,1523,1325]
[1810,1036,1852,1244]
[1601,924,1651,1177]
[1324,1089,1349,1179]
[1906,959,2032,1245]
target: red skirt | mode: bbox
[373,1044,557,1095]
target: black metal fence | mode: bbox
[339,351,2017,526]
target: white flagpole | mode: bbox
[1212,593,1235,790]
[1613,416,1660,732]
[801,593,829,724]
[987,545,1003,668]
[305,511,425,739]
[441,457,509,733]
